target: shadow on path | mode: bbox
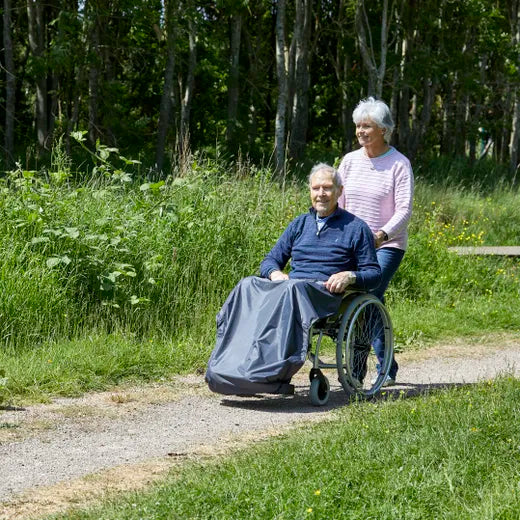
[0,405,25,412]
[219,379,486,413]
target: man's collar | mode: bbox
[309,205,341,218]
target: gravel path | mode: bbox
[1,338,519,519]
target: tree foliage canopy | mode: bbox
[1,0,520,171]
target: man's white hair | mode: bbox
[308,163,342,188]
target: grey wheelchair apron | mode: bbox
[205,276,343,395]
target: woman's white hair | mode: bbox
[308,163,342,188]
[352,97,394,143]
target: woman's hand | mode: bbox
[324,271,356,293]
[374,230,388,248]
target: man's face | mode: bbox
[310,170,342,217]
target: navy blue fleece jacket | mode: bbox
[260,207,382,292]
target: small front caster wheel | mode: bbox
[310,375,330,406]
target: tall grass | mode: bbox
[0,144,519,400]
[387,175,520,348]
[0,159,306,349]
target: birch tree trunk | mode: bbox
[87,0,100,146]
[274,0,288,174]
[397,36,411,150]
[509,0,520,173]
[155,0,177,174]
[355,0,391,98]
[27,0,48,149]
[408,77,437,160]
[226,12,242,150]
[179,18,197,170]
[243,30,258,150]
[330,0,355,152]
[334,51,354,152]
[468,55,487,163]
[288,0,312,162]
[510,93,520,172]
[4,0,15,165]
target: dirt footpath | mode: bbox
[1,336,520,520]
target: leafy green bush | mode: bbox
[0,141,308,351]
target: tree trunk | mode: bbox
[330,0,354,152]
[469,54,486,162]
[454,94,466,157]
[389,1,404,131]
[509,0,520,172]
[27,0,48,149]
[440,75,458,156]
[226,12,242,151]
[355,0,391,98]
[87,0,100,146]
[4,0,15,166]
[397,35,411,151]
[389,50,400,135]
[288,0,312,162]
[179,18,197,171]
[67,70,84,154]
[155,0,176,174]
[376,0,390,97]
[274,0,288,174]
[408,76,437,160]
[243,29,259,151]
[338,54,353,153]
[45,0,61,145]
[65,0,87,154]
[48,74,58,147]
[396,32,411,147]
[510,94,520,172]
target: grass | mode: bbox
[0,333,206,401]
[50,376,520,520]
[0,145,519,402]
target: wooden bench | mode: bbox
[448,246,520,257]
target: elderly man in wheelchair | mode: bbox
[206,164,394,405]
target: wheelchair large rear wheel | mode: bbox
[336,293,394,397]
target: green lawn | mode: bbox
[51,377,520,520]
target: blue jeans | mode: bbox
[371,247,404,380]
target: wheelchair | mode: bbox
[307,291,394,406]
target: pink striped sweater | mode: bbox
[337,147,414,251]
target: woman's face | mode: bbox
[355,118,386,148]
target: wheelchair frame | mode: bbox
[307,291,394,406]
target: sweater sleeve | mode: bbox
[259,218,298,278]
[336,154,349,209]
[350,223,382,292]
[381,159,414,239]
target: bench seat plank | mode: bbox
[448,246,520,256]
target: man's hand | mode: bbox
[324,271,356,293]
[270,270,289,281]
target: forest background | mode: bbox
[2,0,520,173]
[1,0,520,402]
